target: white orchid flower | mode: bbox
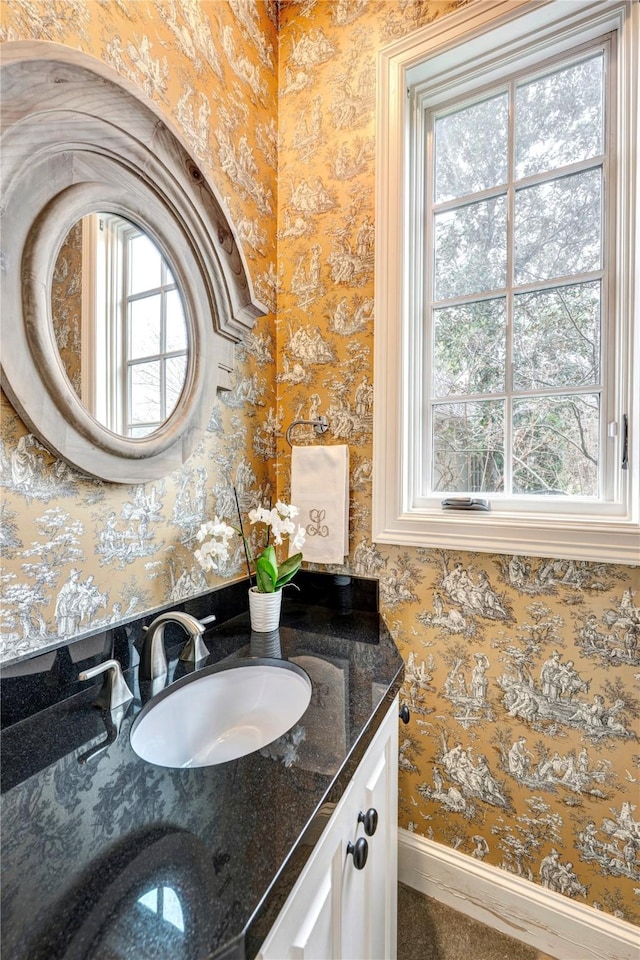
[275,501,299,520]
[195,544,222,572]
[267,507,281,527]
[194,515,234,573]
[291,526,306,552]
[211,518,235,540]
[195,499,305,590]
[249,506,271,525]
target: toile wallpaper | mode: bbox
[1,0,638,927]
[51,219,83,395]
[0,0,280,660]
[275,0,640,925]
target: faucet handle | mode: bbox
[79,658,134,711]
[179,616,210,665]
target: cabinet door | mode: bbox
[257,805,346,960]
[257,696,399,960]
[341,699,398,960]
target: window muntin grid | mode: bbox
[424,48,608,500]
[124,229,188,438]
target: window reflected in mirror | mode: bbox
[52,214,189,438]
[137,885,185,932]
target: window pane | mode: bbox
[129,425,157,438]
[435,94,508,202]
[129,232,162,295]
[432,400,504,492]
[130,295,161,359]
[165,355,187,416]
[130,361,161,424]
[513,281,600,391]
[513,394,599,496]
[166,289,188,352]
[433,298,506,397]
[516,55,604,179]
[514,169,601,284]
[434,195,507,299]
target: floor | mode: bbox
[397,883,559,960]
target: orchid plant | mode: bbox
[194,500,306,594]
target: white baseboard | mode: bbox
[398,828,640,960]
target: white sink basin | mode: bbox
[130,659,312,768]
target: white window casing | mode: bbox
[81,214,188,439]
[373,0,639,563]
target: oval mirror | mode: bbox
[52,213,189,439]
[0,43,266,483]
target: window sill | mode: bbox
[372,511,640,564]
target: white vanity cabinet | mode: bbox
[256,695,399,960]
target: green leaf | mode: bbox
[276,552,302,579]
[260,544,278,577]
[255,546,278,592]
[275,568,299,590]
[275,553,302,590]
[255,558,275,592]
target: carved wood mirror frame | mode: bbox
[0,42,266,483]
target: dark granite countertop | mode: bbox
[0,574,404,960]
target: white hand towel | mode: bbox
[290,444,349,564]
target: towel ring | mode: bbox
[286,416,329,447]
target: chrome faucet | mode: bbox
[139,611,211,682]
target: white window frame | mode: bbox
[81,214,188,438]
[81,213,126,433]
[373,0,639,563]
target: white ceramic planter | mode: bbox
[248,587,283,633]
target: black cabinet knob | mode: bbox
[346,837,368,870]
[399,704,410,724]
[358,808,378,837]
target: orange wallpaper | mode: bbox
[1,0,638,928]
[0,0,279,657]
[51,220,83,395]
[275,0,640,925]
